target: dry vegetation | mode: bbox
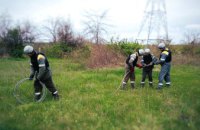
[85,44,125,68]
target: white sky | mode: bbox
[0,0,200,43]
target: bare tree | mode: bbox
[42,17,63,43]
[183,30,200,45]
[57,20,73,44]
[82,10,111,44]
[20,20,38,43]
[0,12,12,39]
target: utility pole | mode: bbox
[137,0,169,44]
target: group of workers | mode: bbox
[23,42,171,101]
[121,42,172,90]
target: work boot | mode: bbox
[149,82,153,87]
[166,82,171,87]
[52,94,59,100]
[140,82,145,87]
[131,83,135,89]
[52,91,59,100]
[34,94,41,101]
[121,82,127,90]
[156,86,162,90]
[157,83,163,90]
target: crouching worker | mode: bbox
[24,45,59,100]
[121,49,144,90]
[140,48,157,87]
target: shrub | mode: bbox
[45,44,64,58]
[9,45,24,57]
[70,44,91,64]
[108,41,143,56]
[86,44,125,68]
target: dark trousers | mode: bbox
[34,77,57,94]
[123,65,135,83]
[141,69,153,82]
[158,63,171,85]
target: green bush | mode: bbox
[10,48,23,57]
[45,44,64,58]
[60,43,74,53]
[108,42,143,56]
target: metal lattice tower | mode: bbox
[137,0,169,44]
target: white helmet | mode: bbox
[144,48,150,54]
[24,45,33,54]
[138,49,144,56]
[158,42,165,49]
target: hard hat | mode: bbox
[24,45,33,54]
[138,49,144,55]
[144,48,150,53]
[158,42,165,49]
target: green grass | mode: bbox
[0,58,200,130]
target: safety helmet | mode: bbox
[158,42,165,49]
[138,49,144,56]
[144,48,150,54]
[24,45,34,54]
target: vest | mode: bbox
[126,54,138,67]
[30,51,49,71]
[143,54,152,64]
[160,48,172,63]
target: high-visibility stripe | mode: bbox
[39,64,45,67]
[160,58,165,61]
[35,92,41,95]
[122,82,126,84]
[53,91,58,94]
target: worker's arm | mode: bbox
[37,54,46,80]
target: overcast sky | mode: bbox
[0,0,200,43]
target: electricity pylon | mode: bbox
[137,0,169,44]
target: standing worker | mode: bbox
[24,45,59,100]
[121,49,144,90]
[140,48,157,87]
[155,42,172,89]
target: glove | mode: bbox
[130,67,134,72]
[136,64,143,69]
[29,75,34,80]
[142,64,147,67]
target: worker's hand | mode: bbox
[29,77,33,80]
[148,62,153,66]
[29,75,34,80]
[143,64,147,67]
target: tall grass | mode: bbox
[0,58,200,130]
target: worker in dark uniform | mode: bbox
[121,49,144,90]
[155,42,172,89]
[140,48,157,87]
[24,45,59,100]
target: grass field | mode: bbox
[0,58,200,130]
